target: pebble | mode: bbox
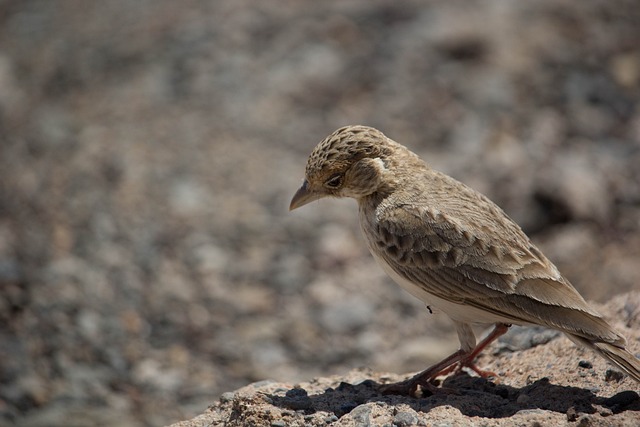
[578,360,592,369]
[393,410,419,427]
[219,392,235,403]
[324,414,339,423]
[495,326,560,352]
[604,369,625,382]
[349,404,372,426]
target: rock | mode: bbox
[494,325,560,353]
[579,360,593,369]
[168,292,640,426]
[393,409,420,427]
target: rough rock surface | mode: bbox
[170,293,640,426]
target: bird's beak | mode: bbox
[289,180,321,210]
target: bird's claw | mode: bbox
[380,374,450,396]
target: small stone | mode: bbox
[271,421,286,427]
[578,360,593,369]
[393,410,419,427]
[219,392,235,403]
[350,404,372,426]
[496,326,560,352]
[324,414,339,423]
[604,369,624,382]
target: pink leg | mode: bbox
[380,348,467,396]
[382,323,510,396]
[439,323,510,378]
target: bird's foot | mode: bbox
[379,374,445,396]
[464,362,498,379]
[437,359,499,379]
[437,323,508,380]
[380,350,466,396]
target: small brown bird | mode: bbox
[290,125,640,395]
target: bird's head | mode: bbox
[290,125,399,210]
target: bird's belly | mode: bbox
[370,251,515,325]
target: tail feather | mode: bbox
[568,334,640,383]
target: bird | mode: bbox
[289,124,640,395]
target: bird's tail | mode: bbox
[567,334,640,383]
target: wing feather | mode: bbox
[363,171,615,342]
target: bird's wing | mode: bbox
[373,186,623,345]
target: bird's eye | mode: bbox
[325,174,343,188]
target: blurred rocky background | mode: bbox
[1,0,639,426]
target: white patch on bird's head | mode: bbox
[338,156,390,199]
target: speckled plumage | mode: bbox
[290,125,640,394]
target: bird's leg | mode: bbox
[380,348,467,396]
[460,323,510,377]
[381,323,510,396]
[381,321,474,396]
[440,323,511,378]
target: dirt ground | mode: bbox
[1,1,639,426]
